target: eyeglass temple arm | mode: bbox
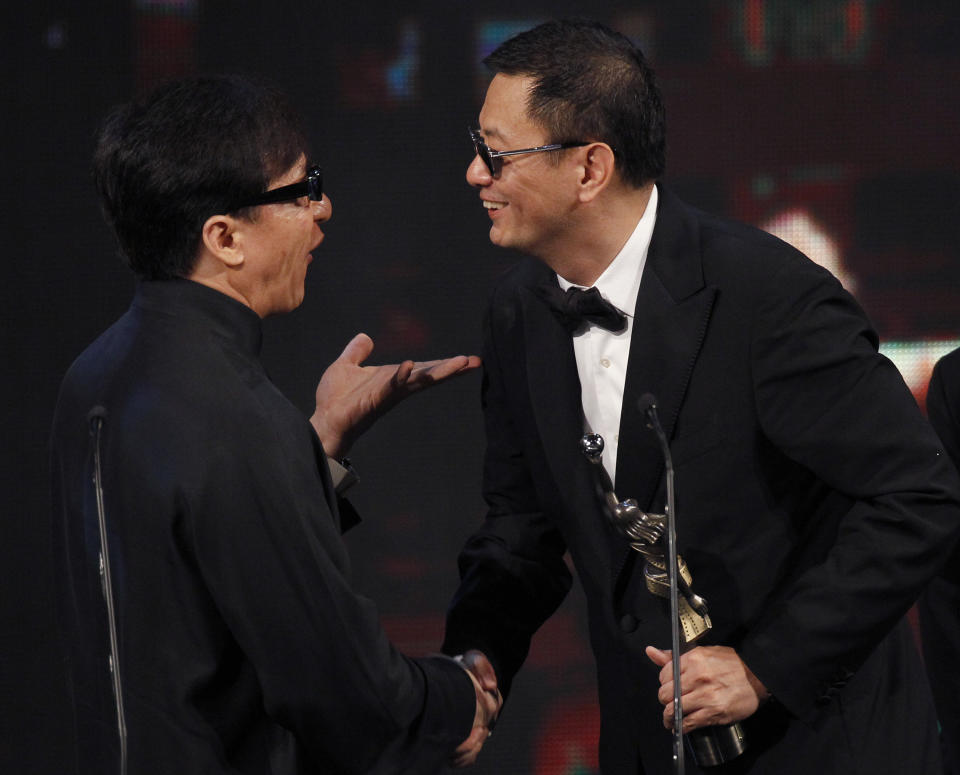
[491,141,588,159]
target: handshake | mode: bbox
[450,650,502,768]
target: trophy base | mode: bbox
[687,722,747,767]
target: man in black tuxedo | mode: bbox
[921,348,960,774]
[50,74,498,774]
[442,19,960,774]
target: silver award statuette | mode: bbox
[580,433,747,769]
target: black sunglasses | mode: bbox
[469,127,588,178]
[235,165,323,209]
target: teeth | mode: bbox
[483,200,506,210]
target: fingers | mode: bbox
[388,355,478,394]
[462,649,499,693]
[462,662,501,727]
[338,332,374,365]
[661,696,729,732]
[478,685,501,726]
[392,360,415,387]
[450,725,489,768]
[665,704,731,733]
[407,355,482,386]
[645,645,672,668]
[458,354,483,371]
[646,646,678,699]
[649,646,763,731]
[336,334,480,384]
[449,663,500,768]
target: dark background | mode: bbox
[4,2,960,773]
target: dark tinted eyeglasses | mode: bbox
[469,127,588,178]
[235,165,323,209]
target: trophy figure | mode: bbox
[580,431,746,770]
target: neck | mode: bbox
[547,183,654,287]
[188,254,262,317]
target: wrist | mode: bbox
[744,664,770,704]
[310,414,343,457]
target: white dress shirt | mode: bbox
[557,185,658,487]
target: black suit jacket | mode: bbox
[445,187,960,774]
[50,280,475,775]
[920,348,960,775]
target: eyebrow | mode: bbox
[478,125,508,146]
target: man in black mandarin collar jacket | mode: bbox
[443,20,960,774]
[50,75,497,774]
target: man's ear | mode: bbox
[201,213,244,268]
[576,143,617,203]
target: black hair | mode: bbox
[484,19,665,188]
[93,74,308,280]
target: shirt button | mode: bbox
[600,358,611,368]
[614,434,619,442]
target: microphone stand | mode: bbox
[638,394,747,770]
[580,394,747,773]
[642,398,686,775]
[89,406,128,775]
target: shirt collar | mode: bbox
[557,183,658,319]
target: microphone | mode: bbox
[87,405,128,775]
[87,405,108,426]
[638,394,746,770]
[637,392,658,427]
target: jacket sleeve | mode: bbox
[442,301,572,696]
[736,258,960,721]
[190,413,476,774]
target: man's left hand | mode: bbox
[646,645,769,732]
[310,333,481,458]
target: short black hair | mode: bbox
[93,74,308,280]
[484,19,665,188]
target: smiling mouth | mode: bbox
[483,200,507,210]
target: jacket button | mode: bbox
[619,614,639,633]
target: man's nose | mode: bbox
[312,195,332,222]
[466,154,492,187]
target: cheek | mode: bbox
[512,175,552,212]
[285,218,314,260]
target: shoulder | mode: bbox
[490,256,552,300]
[653,186,828,291]
[483,256,552,329]
[62,305,274,449]
[933,347,960,390]
[697,208,820,284]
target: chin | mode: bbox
[489,224,512,249]
[273,293,305,317]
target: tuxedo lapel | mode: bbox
[521,283,589,496]
[616,275,717,512]
[616,187,717,512]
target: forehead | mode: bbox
[478,74,543,145]
[270,154,308,186]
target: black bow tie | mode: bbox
[535,284,627,333]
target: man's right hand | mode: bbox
[310,333,480,459]
[450,650,502,767]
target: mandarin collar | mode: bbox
[133,278,263,358]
